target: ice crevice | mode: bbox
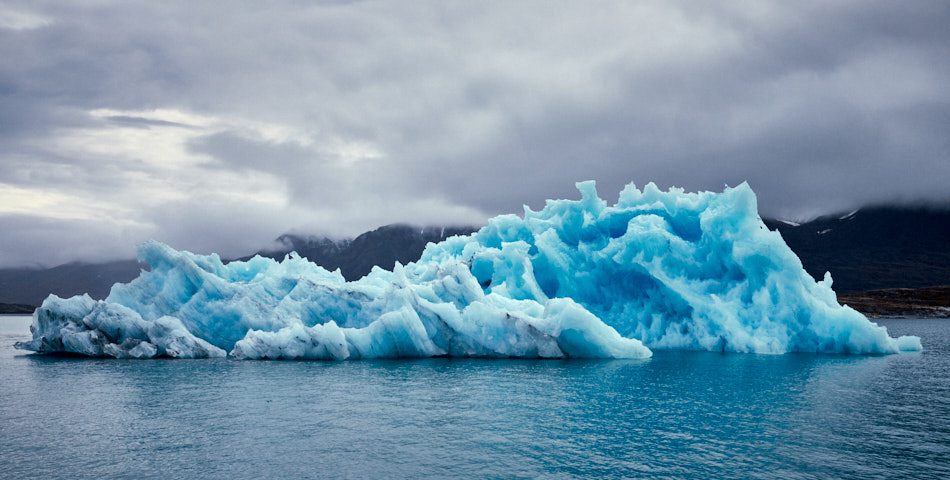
[15,181,921,359]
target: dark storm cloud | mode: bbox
[1,0,948,267]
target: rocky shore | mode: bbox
[839,285,950,318]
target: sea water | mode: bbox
[1,315,947,479]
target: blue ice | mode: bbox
[15,181,921,359]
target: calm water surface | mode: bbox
[1,315,948,479]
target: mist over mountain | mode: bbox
[2,206,947,311]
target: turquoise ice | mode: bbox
[16,181,921,359]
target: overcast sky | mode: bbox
[1,0,947,267]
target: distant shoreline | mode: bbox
[838,285,950,319]
[0,303,35,315]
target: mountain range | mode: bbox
[762,205,950,293]
[0,224,476,308]
[2,206,947,312]
[237,224,477,281]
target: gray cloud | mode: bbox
[1,0,948,267]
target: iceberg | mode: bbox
[15,181,921,359]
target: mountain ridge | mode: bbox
[763,205,950,293]
[239,224,477,281]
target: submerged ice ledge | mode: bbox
[16,181,921,359]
